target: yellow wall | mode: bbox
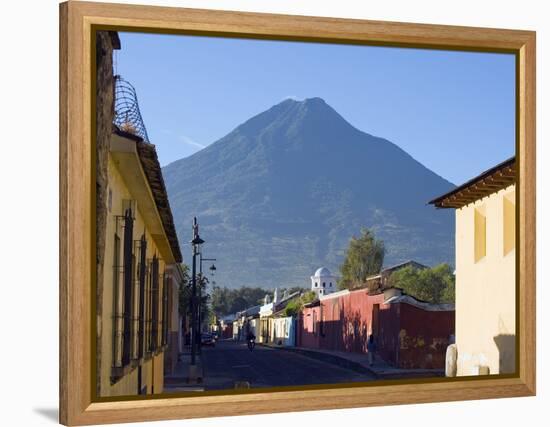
[169,274,180,334]
[455,185,516,376]
[99,155,170,397]
[153,353,165,394]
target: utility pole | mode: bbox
[189,217,204,377]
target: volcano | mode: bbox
[162,98,455,289]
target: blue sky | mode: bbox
[115,32,515,185]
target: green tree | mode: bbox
[283,291,317,317]
[388,263,455,303]
[178,265,210,327]
[210,286,269,317]
[210,285,230,317]
[339,228,385,290]
[177,264,191,316]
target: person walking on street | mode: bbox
[367,334,377,366]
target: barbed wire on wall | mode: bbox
[113,75,151,143]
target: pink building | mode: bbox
[298,289,384,352]
[297,288,454,369]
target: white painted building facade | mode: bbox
[310,267,337,297]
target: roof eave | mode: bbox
[429,156,516,209]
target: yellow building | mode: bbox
[98,128,183,397]
[164,263,186,375]
[430,157,516,376]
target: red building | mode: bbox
[298,289,384,352]
[219,315,235,339]
[297,288,454,369]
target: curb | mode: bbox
[260,344,380,378]
[261,345,445,380]
[164,352,205,386]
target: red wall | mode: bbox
[298,290,384,353]
[220,324,233,339]
[394,303,454,369]
[298,305,321,348]
[297,290,455,369]
[376,303,401,365]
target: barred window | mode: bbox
[112,232,122,368]
[112,206,134,369]
[151,256,160,352]
[162,274,170,346]
[130,247,138,360]
[137,234,147,359]
[145,259,153,354]
[121,208,134,366]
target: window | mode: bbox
[137,234,147,359]
[112,233,122,368]
[322,282,326,288]
[113,206,135,369]
[122,199,137,218]
[162,274,170,346]
[121,208,134,366]
[329,282,332,287]
[145,259,153,354]
[151,255,160,352]
[503,191,515,256]
[315,282,318,287]
[131,245,138,360]
[474,206,486,262]
[144,260,151,355]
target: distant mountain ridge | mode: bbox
[162,97,455,289]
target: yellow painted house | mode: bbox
[430,157,516,376]
[98,128,183,397]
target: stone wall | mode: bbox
[95,30,119,396]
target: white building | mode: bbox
[310,267,337,297]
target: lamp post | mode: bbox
[189,217,204,369]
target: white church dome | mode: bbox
[314,267,332,277]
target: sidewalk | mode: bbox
[163,349,205,393]
[261,343,444,380]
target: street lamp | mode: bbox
[189,217,204,368]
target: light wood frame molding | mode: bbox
[59,1,536,425]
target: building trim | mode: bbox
[111,128,182,263]
[429,157,516,209]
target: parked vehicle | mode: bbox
[201,333,216,347]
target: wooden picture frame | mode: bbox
[59,1,536,425]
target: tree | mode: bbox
[388,263,455,304]
[210,285,230,317]
[177,265,210,328]
[338,228,385,290]
[177,264,191,316]
[210,286,269,317]
[283,291,317,317]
